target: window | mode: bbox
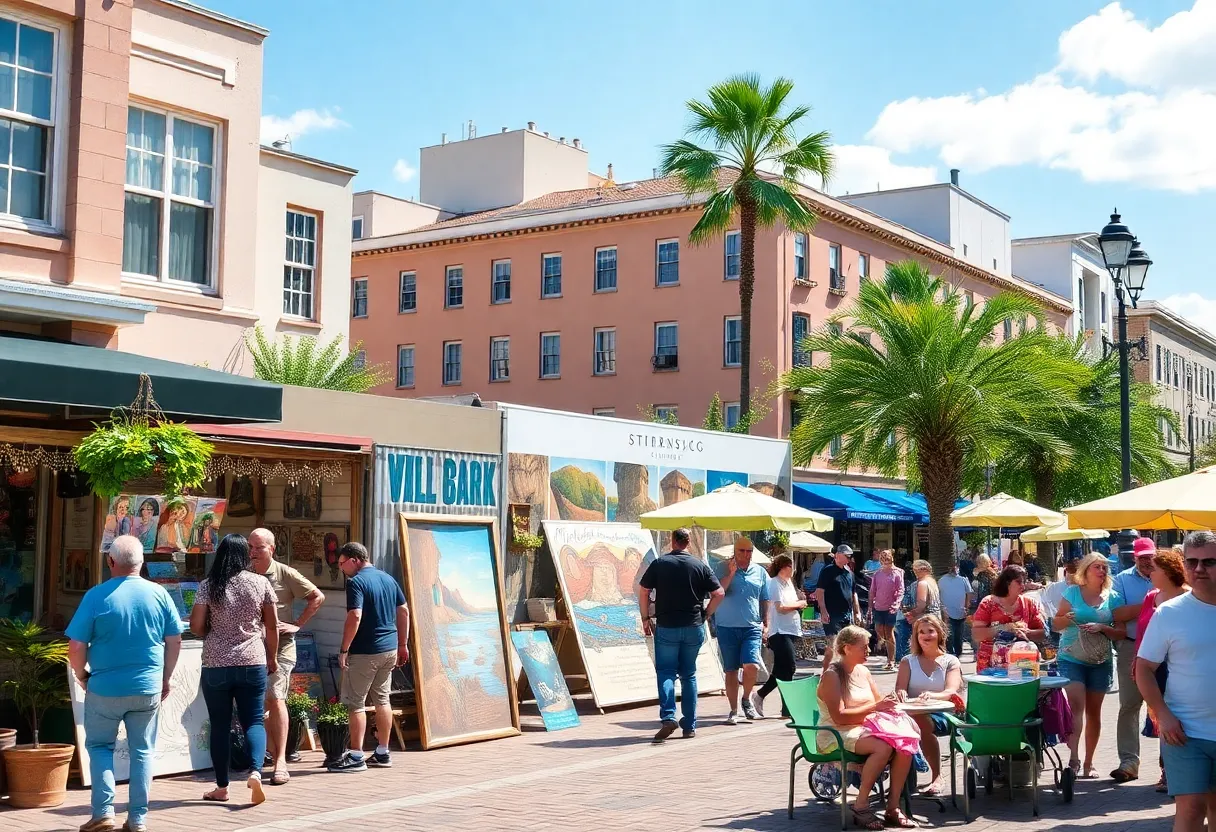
[282,210,317,319]
[963,244,969,256]
[829,322,843,338]
[654,322,678,370]
[0,13,58,225]
[1174,356,1180,388]
[542,253,562,297]
[829,435,842,458]
[792,313,810,367]
[352,350,366,370]
[1018,315,1028,334]
[1077,278,1085,322]
[724,401,741,430]
[654,405,678,423]
[964,290,974,314]
[351,277,367,318]
[490,337,510,382]
[592,408,615,417]
[443,341,462,385]
[794,233,807,280]
[656,239,679,285]
[540,333,561,378]
[789,401,805,434]
[595,246,617,292]
[829,244,842,289]
[491,259,511,304]
[352,216,363,239]
[1101,291,1108,324]
[594,328,616,376]
[396,345,415,388]
[1002,318,1012,340]
[399,271,416,313]
[724,316,741,367]
[123,106,217,286]
[724,231,740,280]
[858,253,870,283]
[1156,345,1162,382]
[445,266,463,308]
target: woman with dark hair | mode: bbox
[190,534,279,804]
[971,564,1046,672]
[753,554,805,718]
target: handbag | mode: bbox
[1064,627,1110,665]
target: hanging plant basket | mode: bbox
[72,375,213,497]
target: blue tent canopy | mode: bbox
[793,483,926,524]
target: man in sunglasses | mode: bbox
[1136,530,1216,832]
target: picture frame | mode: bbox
[396,513,519,750]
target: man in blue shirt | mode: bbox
[713,537,770,724]
[1109,536,1157,782]
[67,535,183,832]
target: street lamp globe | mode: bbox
[1099,211,1135,271]
[1124,239,1152,305]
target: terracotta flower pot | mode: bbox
[3,743,75,808]
[0,727,16,795]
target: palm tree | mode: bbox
[782,260,1082,571]
[244,326,388,392]
[660,74,833,427]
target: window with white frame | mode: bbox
[542,253,562,297]
[594,328,616,376]
[654,322,678,369]
[724,401,741,430]
[595,246,617,292]
[445,265,463,308]
[490,337,510,382]
[858,253,870,283]
[352,216,363,239]
[654,405,678,423]
[123,106,216,286]
[656,239,679,286]
[351,277,367,318]
[396,345,415,388]
[399,271,416,313]
[829,243,842,289]
[794,233,807,280]
[491,259,511,304]
[540,333,561,378]
[443,341,462,385]
[282,209,317,319]
[0,13,58,225]
[724,231,740,280]
[724,316,741,366]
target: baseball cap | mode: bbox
[1132,537,1156,558]
[835,544,854,556]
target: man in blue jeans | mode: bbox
[714,536,771,724]
[67,535,183,832]
[637,528,724,743]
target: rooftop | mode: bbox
[1129,300,1216,350]
[260,145,358,177]
[839,181,1012,222]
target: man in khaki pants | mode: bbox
[329,542,410,773]
[1110,537,1156,782]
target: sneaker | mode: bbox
[741,699,759,721]
[682,729,696,739]
[652,720,678,744]
[751,692,766,719]
[367,750,392,768]
[725,711,739,725]
[327,751,368,773]
[121,823,147,832]
[79,818,118,832]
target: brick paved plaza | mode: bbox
[3,658,1175,832]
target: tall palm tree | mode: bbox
[244,326,388,392]
[782,260,1082,571]
[660,74,833,427]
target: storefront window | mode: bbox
[0,467,41,621]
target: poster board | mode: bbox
[510,630,579,731]
[397,514,520,750]
[543,520,725,709]
[68,640,210,786]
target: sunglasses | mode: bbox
[1184,557,1216,570]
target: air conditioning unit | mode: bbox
[652,353,679,370]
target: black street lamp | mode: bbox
[1098,211,1152,493]
[1187,362,1196,472]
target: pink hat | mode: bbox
[1132,537,1157,558]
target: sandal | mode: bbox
[202,789,229,802]
[1080,765,1098,779]
[884,809,919,828]
[919,780,944,797]
[851,807,885,830]
[1156,775,1168,793]
[270,769,290,786]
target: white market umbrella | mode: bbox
[787,531,834,553]
[709,543,772,565]
[639,483,834,532]
[1020,522,1108,542]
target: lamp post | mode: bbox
[1187,362,1196,472]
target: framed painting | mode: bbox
[397,513,519,750]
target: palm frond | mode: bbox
[243,328,388,393]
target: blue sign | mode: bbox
[384,451,497,508]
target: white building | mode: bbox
[1011,233,1113,352]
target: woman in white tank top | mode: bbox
[895,615,962,796]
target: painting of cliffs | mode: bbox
[608,462,658,523]
[548,458,607,521]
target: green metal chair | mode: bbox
[947,679,1042,822]
[777,675,878,830]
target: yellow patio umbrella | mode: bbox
[639,483,834,532]
[787,530,834,553]
[1065,465,1216,530]
[950,492,1064,528]
[1019,522,1108,542]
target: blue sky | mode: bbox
[210,0,1214,325]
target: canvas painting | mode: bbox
[101,495,163,553]
[69,640,210,785]
[187,498,227,555]
[283,479,322,520]
[548,457,607,521]
[397,514,519,750]
[154,497,194,554]
[510,630,579,731]
[607,462,659,523]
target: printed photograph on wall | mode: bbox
[606,462,659,523]
[398,514,518,750]
[548,457,607,521]
[61,548,91,593]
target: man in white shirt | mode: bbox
[1137,530,1216,832]
[937,561,972,659]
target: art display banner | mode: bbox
[397,514,519,750]
[69,640,210,786]
[543,520,725,708]
[510,630,580,731]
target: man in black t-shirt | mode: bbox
[637,528,725,743]
[815,544,862,671]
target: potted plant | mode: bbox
[284,691,316,763]
[73,415,212,497]
[510,530,544,554]
[0,619,75,808]
[315,697,349,765]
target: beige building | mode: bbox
[1128,300,1216,469]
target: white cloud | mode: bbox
[259,108,346,143]
[826,145,938,195]
[1160,293,1216,335]
[392,159,417,183]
